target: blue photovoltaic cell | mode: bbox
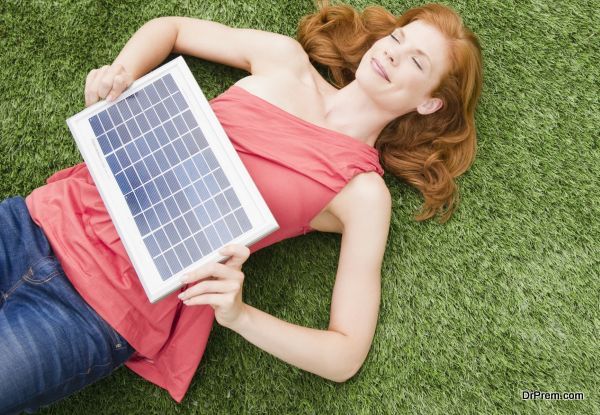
[107,105,123,125]
[172,92,187,111]
[126,94,142,115]
[106,128,121,149]
[144,234,161,257]
[136,138,151,158]
[106,154,120,174]
[154,79,170,98]
[88,73,252,281]
[89,115,103,136]
[116,99,132,120]
[98,134,112,154]
[98,110,113,131]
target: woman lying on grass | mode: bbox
[0,0,481,412]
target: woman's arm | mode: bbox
[226,305,358,383]
[224,173,392,382]
[181,173,391,382]
[86,16,308,106]
[114,15,308,79]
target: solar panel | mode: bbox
[67,56,279,303]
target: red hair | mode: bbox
[297,1,483,223]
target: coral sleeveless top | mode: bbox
[25,85,384,402]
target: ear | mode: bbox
[416,97,443,115]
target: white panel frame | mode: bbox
[67,56,279,303]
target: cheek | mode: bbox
[405,73,432,95]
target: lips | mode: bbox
[371,58,390,82]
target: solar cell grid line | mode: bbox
[97,133,112,154]
[116,98,133,122]
[136,188,235,263]
[107,104,123,125]
[163,96,180,118]
[136,138,152,159]
[214,193,231,216]
[135,112,151,135]
[122,156,230,231]
[106,129,120,152]
[145,106,161,129]
[136,88,151,108]
[171,91,187,111]
[224,212,242,237]
[162,119,179,140]
[98,109,112,131]
[125,93,142,116]
[144,207,160,230]
[126,115,142,140]
[154,77,170,98]
[99,84,175,161]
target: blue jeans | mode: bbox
[0,196,136,414]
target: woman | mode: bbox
[0,1,482,412]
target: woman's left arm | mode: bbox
[180,174,391,382]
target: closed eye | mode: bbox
[390,33,423,71]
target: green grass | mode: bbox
[1,0,598,413]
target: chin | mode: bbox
[355,66,380,92]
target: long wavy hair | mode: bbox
[296,1,483,223]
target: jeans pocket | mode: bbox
[2,256,62,305]
[23,255,132,356]
[22,256,63,285]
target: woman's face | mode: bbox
[356,20,450,116]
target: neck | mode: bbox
[322,80,406,147]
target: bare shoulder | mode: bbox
[247,33,310,77]
[327,172,392,232]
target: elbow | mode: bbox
[324,334,368,383]
[328,360,363,383]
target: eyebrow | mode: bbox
[397,27,433,69]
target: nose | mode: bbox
[384,46,403,67]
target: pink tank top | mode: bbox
[25,85,383,402]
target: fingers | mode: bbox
[84,63,133,107]
[178,279,241,301]
[104,63,132,101]
[180,243,250,284]
[96,65,116,101]
[84,68,100,107]
[108,73,130,101]
[86,65,110,107]
[181,262,244,284]
[181,293,229,307]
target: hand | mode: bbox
[178,243,251,328]
[84,63,134,107]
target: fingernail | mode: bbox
[178,293,185,299]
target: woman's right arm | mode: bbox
[84,16,308,107]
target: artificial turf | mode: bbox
[1,0,598,413]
